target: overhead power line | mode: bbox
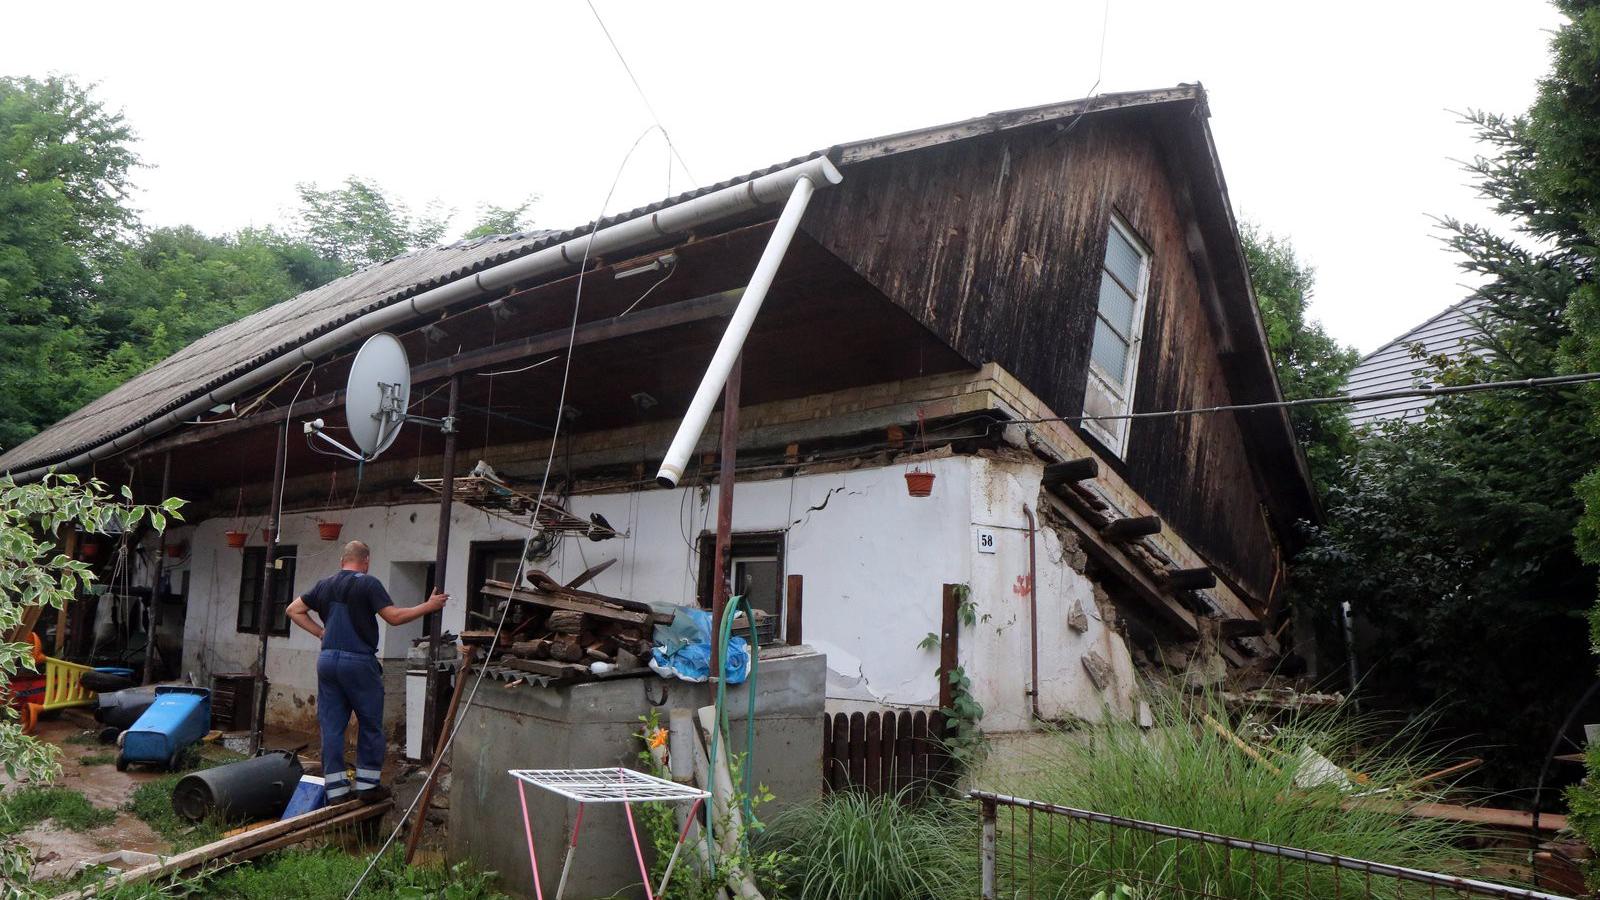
[1020,371,1600,426]
[584,0,699,188]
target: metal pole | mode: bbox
[142,452,172,685]
[422,375,460,759]
[709,355,741,680]
[251,420,289,754]
[980,797,998,899]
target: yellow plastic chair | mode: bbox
[40,657,96,711]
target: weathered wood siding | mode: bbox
[805,113,1278,600]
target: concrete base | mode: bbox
[448,649,825,900]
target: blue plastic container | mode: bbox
[281,775,328,819]
[118,686,210,771]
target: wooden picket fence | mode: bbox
[821,709,951,798]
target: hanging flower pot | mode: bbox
[224,530,248,549]
[165,543,185,559]
[79,541,101,560]
[905,469,936,498]
[317,521,343,542]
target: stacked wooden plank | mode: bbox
[476,572,669,680]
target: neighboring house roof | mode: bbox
[1344,296,1491,426]
[1,84,1306,520]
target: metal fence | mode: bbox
[973,791,1574,900]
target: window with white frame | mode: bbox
[1082,216,1151,456]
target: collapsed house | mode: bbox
[1,85,1314,873]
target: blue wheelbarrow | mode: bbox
[117,686,211,771]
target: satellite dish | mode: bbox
[345,333,411,459]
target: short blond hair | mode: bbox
[340,540,371,564]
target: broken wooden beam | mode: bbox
[1163,568,1217,591]
[1219,618,1265,638]
[1101,515,1162,541]
[1041,457,1099,488]
[480,579,654,626]
[501,658,590,679]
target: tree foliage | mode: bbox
[1294,0,1600,800]
[1241,224,1359,491]
[293,176,451,268]
[461,197,538,240]
[0,75,139,450]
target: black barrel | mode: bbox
[172,750,303,823]
[94,687,157,729]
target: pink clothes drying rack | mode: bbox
[509,767,709,900]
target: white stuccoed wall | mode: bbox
[181,454,1137,735]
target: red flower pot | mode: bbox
[905,470,936,497]
[165,544,184,559]
[225,530,248,549]
[317,521,343,542]
[79,541,100,560]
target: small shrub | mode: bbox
[764,791,977,899]
[0,786,116,834]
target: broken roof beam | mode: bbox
[1101,515,1162,541]
[1164,568,1217,591]
[1041,457,1099,488]
[1040,492,1198,638]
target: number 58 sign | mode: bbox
[976,528,998,554]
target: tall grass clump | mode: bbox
[988,691,1508,898]
[764,790,978,899]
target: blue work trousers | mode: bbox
[316,649,384,800]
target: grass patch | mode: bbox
[79,752,116,767]
[124,746,244,850]
[767,691,1518,899]
[58,848,508,899]
[63,731,103,746]
[0,786,116,835]
[767,791,977,898]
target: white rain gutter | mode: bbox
[11,156,844,483]
[655,163,840,487]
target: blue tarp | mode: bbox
[650,607,750,684]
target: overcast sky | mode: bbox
[8,1,1564,353]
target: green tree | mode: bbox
[1295,0,1600,802]
[1241,225,1359,492]
[0,474,181,878]
[0,75,139,450]
[293,176,451,267]
[461,197,538,240]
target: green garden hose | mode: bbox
[704,594,759,876]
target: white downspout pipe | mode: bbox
[10,156,843,483]
[655,160,842,488]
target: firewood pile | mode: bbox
[461,571,670,681]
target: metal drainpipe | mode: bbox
[10,156,842,484]
[656,164,840,488]
[1023,504,1042,722]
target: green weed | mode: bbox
[765,791,977,899]
[78,752,116,767]
[0,786,116,834]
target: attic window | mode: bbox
[1082,216,1151,456]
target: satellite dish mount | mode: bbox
[305,332,454,462]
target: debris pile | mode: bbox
[465,572,669,680]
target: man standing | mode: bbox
[286,540,447,803]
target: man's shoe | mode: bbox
[357,784,392,805]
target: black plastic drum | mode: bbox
[171,749,303,823]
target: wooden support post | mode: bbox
[404,646,475,863]
[710,354,741,679]
[938,584,960,714]
[55,524,79,655]
[142,452,172,685]
[1164,567,1217,591]
[251,421,288,755]
[423,375,460,760]
[785,574,803,646]
[1041,457,1099,488]
[1101,515,1162,541]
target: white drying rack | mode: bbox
[508,767,709,900]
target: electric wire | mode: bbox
[345,126,668,897]
[583,0,697,187]
[618,257,678,318]
[475,354,562,378]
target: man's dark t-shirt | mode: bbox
[302,570,394,655]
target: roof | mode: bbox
[1344,296,1491,426]
[2,84,1299,506]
